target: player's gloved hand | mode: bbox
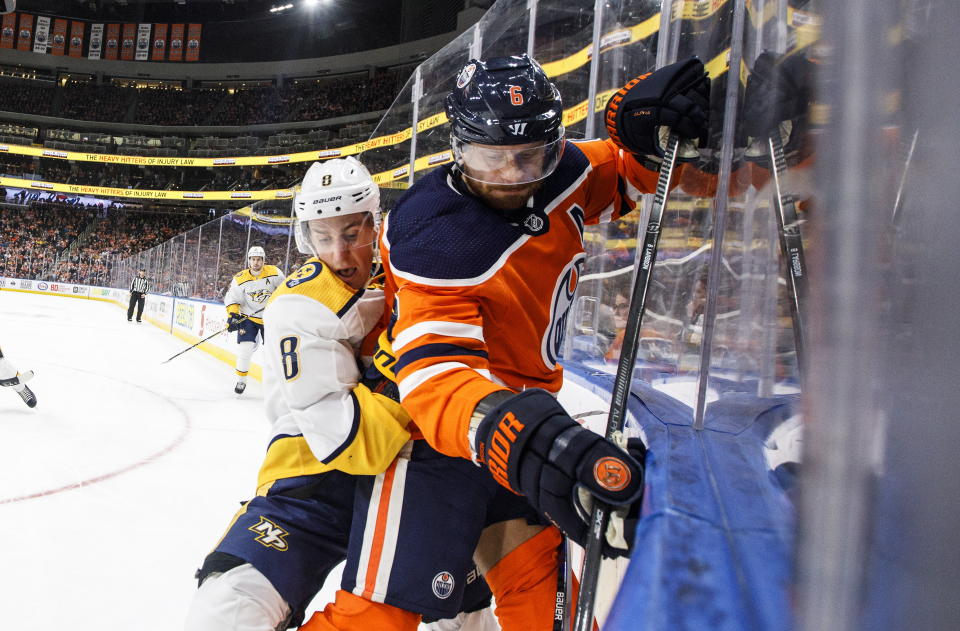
[605,57,711,163]
[359,330,400,402]
[226,314,244,332]
[473,388,646,558]
[742,51,814,162]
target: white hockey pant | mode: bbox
[0,355,25,392]
[184,563,291,631]
[235,340,258,382]
[423,608,502,631]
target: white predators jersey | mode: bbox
[256,259,411,493]
[223,264,283,324]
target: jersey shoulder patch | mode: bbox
[386,167,526,281]
[271,259,365,318]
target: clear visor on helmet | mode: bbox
[295,211,378,261]
[452,133,565,186]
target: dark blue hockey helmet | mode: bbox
[446,54,564,146]
[446,55,565,185]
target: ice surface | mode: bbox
[0,291,288,630]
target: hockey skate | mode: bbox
[234,381,247,395]
[18,385,37,408]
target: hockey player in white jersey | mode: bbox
[223,245,283,394]
[0,346,37,408]
[185,157,495,631]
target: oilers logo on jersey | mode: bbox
[432,571,455,599]
[542,252,585,368]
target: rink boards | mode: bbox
[0,276,262,380]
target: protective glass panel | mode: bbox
[534,0,598,141]
[215,212,252,301]
[196,220,221,302]
[181,224,202,300]
[359,73,417,211]
[164,234,187,297]
[248,208,296,277]
[407,32,473,187]
[476,0,530,60]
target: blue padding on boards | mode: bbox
[560,363,798,631]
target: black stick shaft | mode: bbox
[161,309,262,364]
[767,134,807,371]
[554,539,569,631]
[161,326,229,364]
[572,134,680,631]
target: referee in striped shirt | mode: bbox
[127,269,150,323]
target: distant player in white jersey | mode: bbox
[0,346,37,408]
[223,245,283,394]
[185,157,494,631]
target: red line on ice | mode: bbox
[0,420,190,505]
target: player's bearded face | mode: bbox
[457,139,562,211]
[306,213,377,289]
[248,256,264,273]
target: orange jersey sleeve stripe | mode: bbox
[402,366,507,459]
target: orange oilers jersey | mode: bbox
[380,138,662,460]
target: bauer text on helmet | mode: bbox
[445,54,565,186]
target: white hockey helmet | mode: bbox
[293,157,381,256]
[247,245,266,262]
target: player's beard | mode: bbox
[464,178,542,212]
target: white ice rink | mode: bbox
[0,289,623,630]
[0,290,333,630]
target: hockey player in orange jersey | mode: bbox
[301,55,710,631]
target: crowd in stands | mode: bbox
[0,81,56,117]
[292,72,402,121]
[0,198,211,286]
[132,87,228,126]
[58,82,133,123]
[55,208,206,284]
[0,201,96,280]
[0,67,409,127]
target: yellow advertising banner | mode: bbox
[0,176,294,201]
[0,142,368,167]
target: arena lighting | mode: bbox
[269,3,294,12]
[304,0,318,6]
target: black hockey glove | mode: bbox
[226,313,245,332]
[742,51,814,161]
[359,332,400,403]
[605,57,711,163]
[474,388,646,558]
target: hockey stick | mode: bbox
[572,134,681,631]
[554,538,570,631]
[767,133,808,372]
[161,309,263,365]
